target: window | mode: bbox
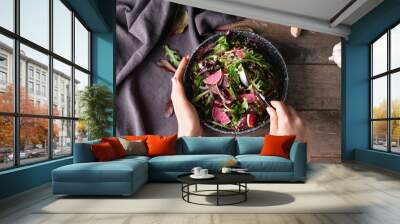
[371,23,400,154]
[0,0,14,32]
[35,83,40,95]
[53,59,72,117]
[42,85,46,97]
[0,35,13,113]
[28,67,34,80]
[0,54,7,88]
[0,0,91,170]
[0,55,7,67]
[0,71,6,85]
[28,81,34,94]
[35,70,40,81]
[75,18,90,70]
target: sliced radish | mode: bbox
[246,114,257,128]
[240,93,257,103]
[204,69,223,85]
[212,106,231,125]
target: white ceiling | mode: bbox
[224,0,352,22]
[167,0,384,37]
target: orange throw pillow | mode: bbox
[124,135,148,141]
[101,137,126,158]
[260,135,296,159]
[91,142,117,162]
[146,134,177,157]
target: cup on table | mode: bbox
[221,167,232,174]
[199,169,208,176]
[191,167,202,176]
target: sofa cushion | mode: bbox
[118,138,147,156]
[177,137,236,155]
[53,158,148,183]
[236,137,263,155]
[91,142,118,161]
[147,134,177,157]
[149,154,235,172]
[236,155,293,172]
[260,135,296,159]
[101,137,127,158]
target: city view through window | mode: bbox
[371,23,400,153]
[0,0,90,170]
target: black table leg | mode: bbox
[195,184,198,192]
[216,184,219,206]
[245,183,247,201]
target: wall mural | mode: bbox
[116,0,341,162]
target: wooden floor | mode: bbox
[1,162,400,224]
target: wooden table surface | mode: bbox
[206,20,342,162]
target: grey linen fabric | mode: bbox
[116,0,239,135]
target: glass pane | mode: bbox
[74,69,89,117]
[0,34,14,112]
[20,117,49,165]
[372,76,387,119]
[20,0,49,49]
[372,33,387,76]
[53,119,72,157]
[391,72,400,118]
[0,0,14,31]
[74,17,89,70]
[392,24,400,70]
[20,44,49,115]
[0,116,14,170]
[372,121,388,151]
[391,120,400,153]
[75,120,88,143]
[53,0,72,60]
[53,59,72,117]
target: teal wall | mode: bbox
[0,158,72,199]
[343,0,400,171]
[0,0,115,200]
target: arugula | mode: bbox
[228,64,240,85]
[164,45,181,68]
[213,36,229,54]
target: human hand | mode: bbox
[266,101,307,143]
[170,56,189,101]
[170,56,203,137]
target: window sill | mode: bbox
[0,156,72,176]
[355,148,400,172]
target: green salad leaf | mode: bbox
[164,45,181,68]
[213,36,229,54]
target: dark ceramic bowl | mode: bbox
[183,31,288,135]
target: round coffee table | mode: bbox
[177,173,255,206]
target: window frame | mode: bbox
[0,0,92,171]
[370,20,400,154]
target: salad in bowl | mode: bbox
[184,31,288,134]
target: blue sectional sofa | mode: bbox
[52,137,307,196]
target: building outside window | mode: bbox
[35,70,40,81]
[0,54,7,90]
[0,0,91,170]
[370,23,400,154]
[41,85,46,97]
[28,81,34,94]
[28,66,34,80]
[0,71,6,84]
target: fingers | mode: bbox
[270,100,290,119]
[267,106,278,134]
[173,55,189,82]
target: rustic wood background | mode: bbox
[204,20,342,163]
